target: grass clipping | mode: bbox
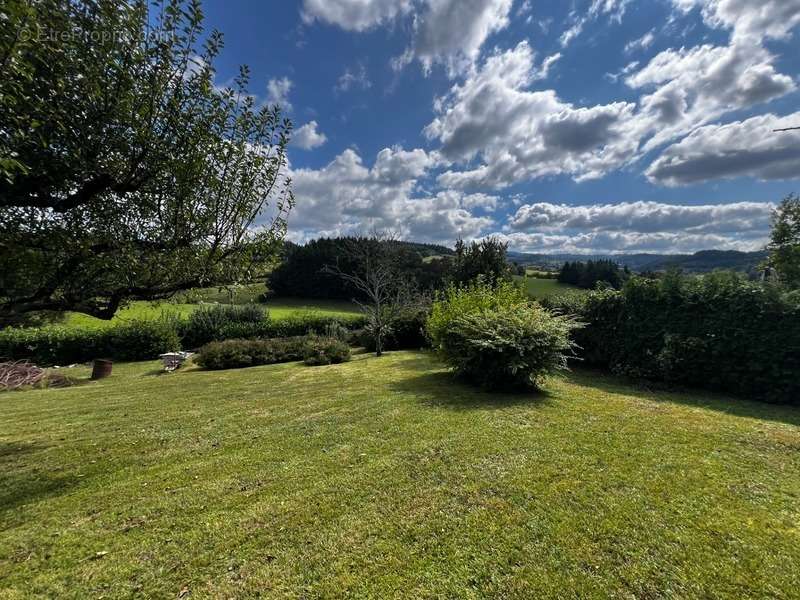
[0,360,73,392]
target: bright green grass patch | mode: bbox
[515,275,586,300]
[1,352,799,598]
[52,297,360,330]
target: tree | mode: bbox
[323,236,422,357]
[451,237,511,285]
[0,0,293,319]
[768,194,800,288]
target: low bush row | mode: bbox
[545,272,800,404]
[0,306,365,366]
[0,319,181,366]
[195,336,351,370]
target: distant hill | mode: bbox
[507,249,768,274]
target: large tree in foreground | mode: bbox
[0,0,293,319]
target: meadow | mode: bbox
[514,275,585,299]
[2,352,798,598]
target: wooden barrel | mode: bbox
[91,359,113,380]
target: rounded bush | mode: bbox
[428,280,580,390]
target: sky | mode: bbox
[200,0,800,254]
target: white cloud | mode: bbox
[673,0,800,42]
[335,63,372,93]
[291,121,328,150]
[425,42,638,188]
[646,112,800,185]
[411,0,513,76]
[559,0,632,48]
[300,0,412,31]
[624,29,655,53]
[492,230,767,254]
[627,42,795,151]
[492,199,774,253]
[266,77,293,111]
[303,0,513,77]
[287,147,492,244]
[507,200,772,235]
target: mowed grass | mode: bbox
[515,275,586,300]
[2,353,799,598]
[54,297,360,330]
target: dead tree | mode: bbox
[323,235,418,357]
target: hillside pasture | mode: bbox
[515,276,585,300]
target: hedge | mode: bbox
[0,320,180,365]
[0,313,367,366]
[545,272,800,404]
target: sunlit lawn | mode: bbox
[2,352,799,598]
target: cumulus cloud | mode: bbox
[286,147,492,243]
[410,0,513,76]
[507,200,772,235]
[291,121,328,150]
[491,198,774,252]
[646,113,800,185]
[627,43,795,151]
[492,230,767,254]
[300,0,412,31]
[673,0,800,42]
[266,77,293,111]
[303,0,513,77]
[425,42,638,188]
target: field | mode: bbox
[515,275,585,300]
[32,293,359,331]
[2,352,799,598]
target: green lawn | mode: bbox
[50,297,360,330]
[515,275,586,300]
[2,352,799,598]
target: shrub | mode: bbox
[195,337,307,370]
[181,304,268,348]
[357,307,430,351]
[546,272,800,404]
[0,319,180,366]
[427,278,529,346]
[428,280,580,390]
[302,337,351,366]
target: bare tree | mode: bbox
[323,235,421,357]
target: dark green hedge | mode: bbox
[545,273,800,404]
[0,320,180,365]
[0,313,366,366]
[195,336,351,370]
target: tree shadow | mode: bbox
[565,368,800,427]
[0,442,79,524]
[391,355,553,411]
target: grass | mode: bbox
[40,297,360,330]
[1,352,799,598]
[515,275,586,300]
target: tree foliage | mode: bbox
[0,0,293,319]
[268,237,450,300]
[768,194,800,288]
[557,259,629,289]
[451,237,512,285]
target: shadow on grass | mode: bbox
[565,368,800,427]
[391,354,553,411]
[0,442,79,522]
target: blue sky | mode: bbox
[202,0,800,254]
